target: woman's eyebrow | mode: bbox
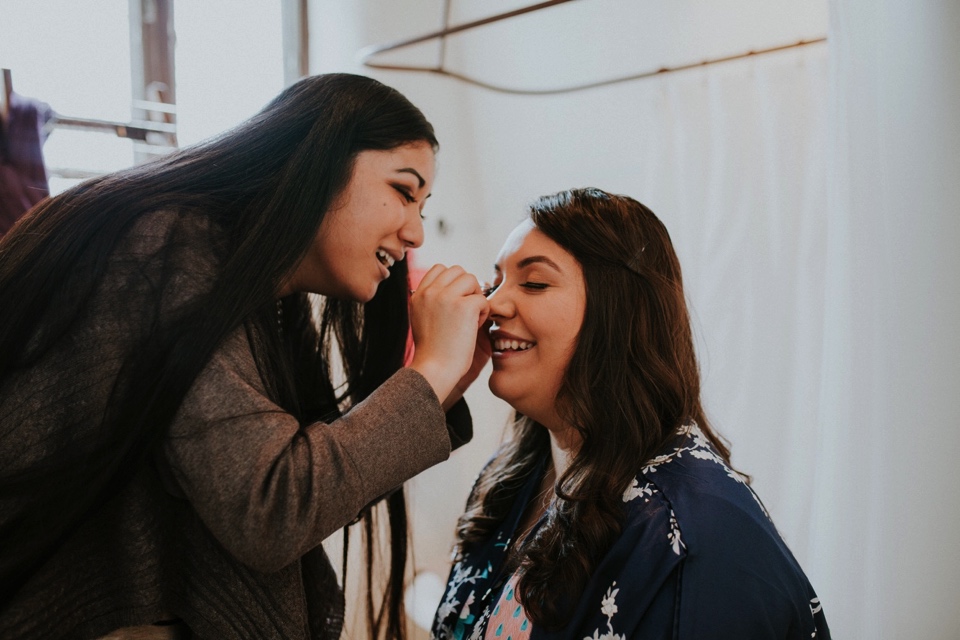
[517,255,562,272]
[396,167,425,188]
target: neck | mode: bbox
[546,424,579,483]
[511,425,576,552]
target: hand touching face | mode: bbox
[408,264,490,408]
[281,141,436,301]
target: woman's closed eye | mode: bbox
[393,185,417,204]
[484,281,548,296]
[394,185,428,219]
[521,282,548,291]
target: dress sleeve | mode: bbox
[669,479,824,639]
[673,544,820,639]
[162,327,455,573]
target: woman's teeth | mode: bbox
[376,249,396,268]
[493,339,534,352]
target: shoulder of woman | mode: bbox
[624,431,809,596]
[115,209,220,259]
[104,209,223,312]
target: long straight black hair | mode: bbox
[0,73,436,639]
[456,188,732,629]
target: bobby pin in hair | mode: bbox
[624,245,646,276]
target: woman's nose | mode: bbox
[487,286,514,319]
[399,209,425,249]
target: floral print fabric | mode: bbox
[482,575,531,640]
[432,424,831,640]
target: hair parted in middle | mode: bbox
[455,187,732,629]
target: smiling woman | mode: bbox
[433,188,831,640]
[486,219,586,433]
[279,142,435,300]
[0,73,489,640]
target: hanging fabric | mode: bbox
[0,82,53,235]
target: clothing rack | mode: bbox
[1,68,178,180]
[49,112,176,143]
[45,109,179,177]
[359,0,828,95]
[1,68,177,145]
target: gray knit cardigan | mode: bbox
[0,211,471,639]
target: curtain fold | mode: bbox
[810,1,960,636]
[640,46,829,569]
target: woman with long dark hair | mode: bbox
[432,188,829,639]
[0,73,489,640]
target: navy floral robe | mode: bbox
[432,424,831,640]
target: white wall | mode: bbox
[309,1,960,637]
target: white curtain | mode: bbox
[809,1,960,637]
[636,46,829,564]
[309,1,960,636]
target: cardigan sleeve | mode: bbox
[445,396,473,451]
[162,326,456,573]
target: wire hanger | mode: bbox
[359,0,827,96]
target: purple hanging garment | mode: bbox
[0,92,54,235]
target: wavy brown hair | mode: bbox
[455,188,732,629]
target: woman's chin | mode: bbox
[488,375,512,403]
[343,281,379,303]
[488,376,530,416]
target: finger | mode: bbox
[459,293,489,327]
[456,270,484,294]
[470,275,485,295]
[421,264,468,291]
[432,270,481,298]
[475,320,493,355]
[476,299,491,327]
[414,264,448,291]
[476,328,493,356]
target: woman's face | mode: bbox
[281,141,436,301]
[487,219,586,431]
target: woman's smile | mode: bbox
[490,330,537,358]
[376,248,400,270]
